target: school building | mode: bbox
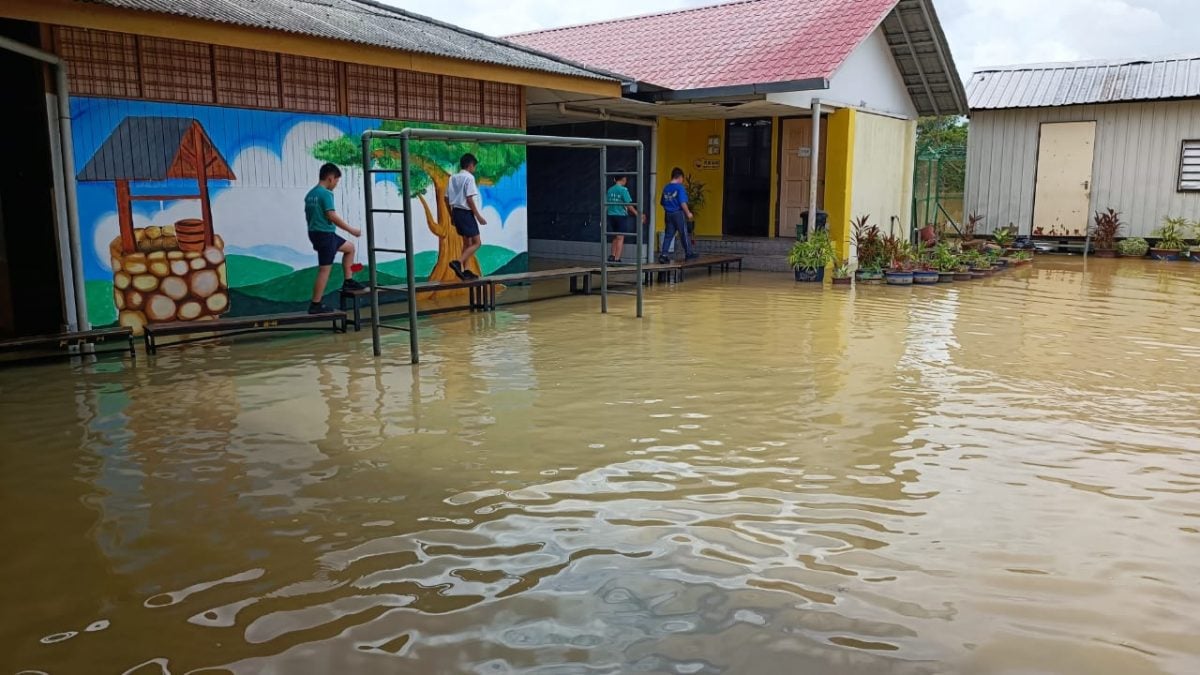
[0,0,626,338]
[509,0,966,268]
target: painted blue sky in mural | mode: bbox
[71,97,527,280]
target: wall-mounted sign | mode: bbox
[797,147,813,158]
[693,158,721,171]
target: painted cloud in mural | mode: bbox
[89,121,527,272]
[72,97,528,327]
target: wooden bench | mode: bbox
[0,326,135,363]
[679,255,743,274]
[483,267,596,308]
[593,262,681,286]
[143,311,346,353]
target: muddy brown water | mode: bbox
[2,258,1199,674]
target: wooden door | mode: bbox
[1033,121,1095,236]
[779,117,827,237]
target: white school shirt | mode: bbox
[446,170,480,210]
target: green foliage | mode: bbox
[917,116,969,150]
[1116,237,1149,257]
[788,229,834,271]
[932,242,960,272]
[1152,217,1190,251]
[684,174,707,218]
[992,227,1015,249]
[312,121,526,198]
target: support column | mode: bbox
[823,108,857,261]
[807,99,822,238]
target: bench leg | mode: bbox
[128,335,136,359]
[570,276,578,294]
[353,297,361,331]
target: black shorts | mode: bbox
[308,230,346,266]
[452,208,479,237]
[607,214,633,240]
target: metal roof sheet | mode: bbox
[74,0,618,82]
[968,55,1200,110]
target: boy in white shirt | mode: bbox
[444,153,487,280]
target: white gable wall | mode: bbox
[767,29,918,120]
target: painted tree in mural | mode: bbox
[313,122,525,285]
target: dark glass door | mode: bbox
[722,118,773,237]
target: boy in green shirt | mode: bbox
[606,175,641,262]
[305,163,365,314]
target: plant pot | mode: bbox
[954,271,973,281]
[832,276,852,285]
[884,270,914,286]
[1094,249,1116,258]
[913,270,940,284]
[794,267,825,282]
[938,272,955,283]
[1190,249,1200,262]
[857,271,884,285]
[969,267,988,278]
[1149,248,1180,261]
[993,258,1010,268]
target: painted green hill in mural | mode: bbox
[226,254,294,287]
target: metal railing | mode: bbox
[361,128,645,363]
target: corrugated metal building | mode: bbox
[964,55,1200,237]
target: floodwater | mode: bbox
[2,258,1199,675]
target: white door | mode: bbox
[1033,121,1095,236]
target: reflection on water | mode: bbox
[2,258,1199,674]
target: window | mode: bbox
[397,70,441,122]
[442,76,482,125]
[55,27,141,98]
[280,55,339,114]
[347,63,396,118]
[482,82,522,128]
[139,37,214,103]
[1180,140,1200,192]
[214,46,279,109]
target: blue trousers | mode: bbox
[661,211,694,258]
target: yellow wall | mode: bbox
[656,118,725,237]
[823,108,856,259]
[851,112,918,240]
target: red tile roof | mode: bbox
[508,0,900,91]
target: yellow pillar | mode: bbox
[823,108,856,260]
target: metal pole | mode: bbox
[400,134,419,363]
[648,125,658,263]
[600,145,608,314]
[635,140,644,317]
[808,99,821,238]
[362,136,381,357]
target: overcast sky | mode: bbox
[393,0,1197,80]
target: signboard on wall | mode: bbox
[693,158,721,171]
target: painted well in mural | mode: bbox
[72,97,528,330]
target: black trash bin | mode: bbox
[797,210,828,239]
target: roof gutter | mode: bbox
[556,103,657,127]
[0,34,88,331]
[631,77,829,103]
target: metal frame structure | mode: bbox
[361,128,645,363]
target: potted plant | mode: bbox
[1011,250,1033,266]
[993,226,1016,254]
[1190,221,1200,262]
[882,234,914,285]
[852,217,886,284]
[933,243,959,282]
[831,258,853,286]
[913,250,940,284]
[1150,217,1188,260]
[1116,237,1148,259]
[788,229,833,282]
[1090,209,1121,257]
[962,250,989,278]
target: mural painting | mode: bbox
[73,97,528,332]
